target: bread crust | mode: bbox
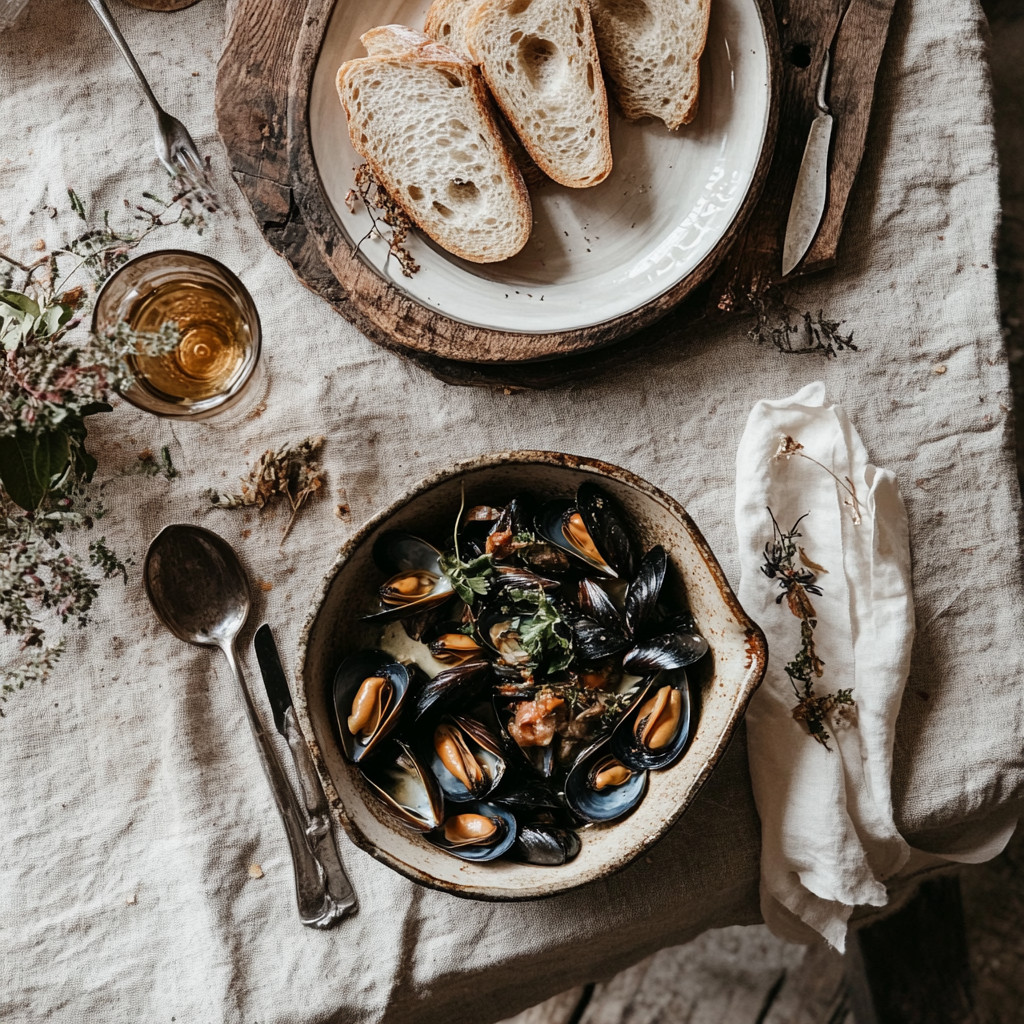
[336,46,532,263]
[465,0,612,189]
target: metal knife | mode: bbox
[782,50,835,277]
[254,624,358,926]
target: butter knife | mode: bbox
[782,50,834,277]
[254,624,358,926]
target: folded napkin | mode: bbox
[735,382,914,950]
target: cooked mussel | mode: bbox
[623,628,709,674]
[564,738,648,823]
[429,715,506,802]
[427,628,484,666]
[362,532,455,623]
[333,650,412,762]
[511,824,582,866]
[534,484,636,579]
[611,671,694,771]
[361,740,444,832]
[428,800,517,861]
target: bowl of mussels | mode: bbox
[295,451,767,900]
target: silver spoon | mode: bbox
[144,524,356,928]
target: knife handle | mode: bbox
[282,706,359,915]
[222,642,356,929]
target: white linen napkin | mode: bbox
[735,381,914,950]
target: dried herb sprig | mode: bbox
[210,436,327,542]
[774,435,864,525]
[748,289,856,358]
[762,509,855,750]
[0,183,201,706]
[345,164,420,278]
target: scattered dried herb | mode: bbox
[345,163,420,278]
[125,446,178,480]
[210,435,326,541]
[762,509,855,750]
[748,289,856,358]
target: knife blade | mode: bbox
[254,624,358,924]
[782,50,835,278]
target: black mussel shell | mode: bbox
[623,629,709,674]
[428,800,517,862]
[488,774,564,812]
[333,650,412,762]
[429,715,506,803]
[534,499,614,577]
[457,519,493,559]
[624,546,667,638]
[413,658,492,720]
[372,532,441,575]
[564,738,648,823]
[477,603,533,669]
[361,740,444,832]
[511,824,582,866]
[578,578,623,630]
[575,483,637,580]
[494,566,561,593]
[563,605,629,663]
[611,671,694,771]
[363,533,455,624]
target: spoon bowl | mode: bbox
[144,524,251,648]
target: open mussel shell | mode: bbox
[424,621,484,665]
[428,800,518,862]
[575,483,637,580]
[429,715,506,803]
[363,532,455,624]
[361,740,444,833]
[494,566,561,593]
[611,670,694,771]
[623,628,709,674]
[333,650,412,762]
[578,578,623,630]
[564,605,629,663]
[535,499,616,577]
[511,824,582,866]
[564,738,649,823]
[624,546,667,638]
[413,657,492,721]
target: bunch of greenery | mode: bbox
[0,184,207,709]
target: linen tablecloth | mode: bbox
[2,1,1023,1021]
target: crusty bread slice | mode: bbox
[424,0,476,56]
[588,0,710,130]
[465,0,612,189]
[336,28,532,263]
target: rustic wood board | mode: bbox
[216,0,894,387]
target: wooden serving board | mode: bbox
[216,0,895,388]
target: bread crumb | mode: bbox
[33,238,46,251]
[240,529,251,539]
[258,580,273,592]
[248,864,264,879]
[126,894,137,905]
[933,365,947,374]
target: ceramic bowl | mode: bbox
[295,452,766,901]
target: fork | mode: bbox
[85,0,218,212]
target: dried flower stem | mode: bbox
[774,435,864,525]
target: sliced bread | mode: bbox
[336,28,532,263]
[423,0,477,56]
[588,0,711,130]
[465,0,613,189]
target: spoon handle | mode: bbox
[222,642,357,928]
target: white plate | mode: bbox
[309,0,771,335]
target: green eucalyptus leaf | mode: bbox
[36,302,73,338]
[0,290,41,318]
[0,429,71,510]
